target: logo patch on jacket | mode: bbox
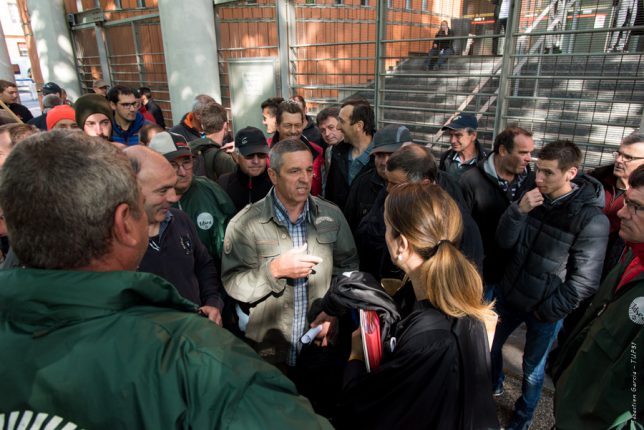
[315,216,334,225]
[628,297,644,325]
[197,212,214,230]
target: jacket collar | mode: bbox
[259,189,319,225]
[0,269,197,333]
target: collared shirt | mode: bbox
[149,210,173,252]
[484,153,528,201]
[348,142,373,184]
[445,151,479,179]
[272,189,310,366]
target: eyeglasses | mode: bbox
[118,101,141,110]
[613,151,644,163]
[244,153,268,160]
[170,157,193,171]
[624,198,644,214]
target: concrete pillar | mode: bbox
[0,20,15,82]
[158,0,221,125]
[26,0,81,99]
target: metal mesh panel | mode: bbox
[215,1,279,109]
[291,1,378,112]
[503,0,644,169]
[71,27,103,92]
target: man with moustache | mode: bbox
[222,139,358,412]
[316,107,344,192]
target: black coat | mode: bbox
[343,169,384,231]
[355,186,484,281]
[169,113,201,142]
[324,141,374,209]
[439,138,488,179]
[217,168,272,213]
[496,174,609,322]
[459,156,535,284]
[334,300,499,430]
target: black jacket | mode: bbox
[334,300,499,430]
[138,208,223,310]
[439,138,488,179]
[355,187,484,281]
[217,168,272,213]
[325,141,374,209]
[343,169,384,231]
[170,113,201,142]
[302,115,322,149]
[496,174,609,322]
[27,113,48,131]
[460,155,535,284]
[145,99,165,129]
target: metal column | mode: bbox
[276,0,292,99]
[493,0,520,137]
[26,0,82,99]
[374,1,387,126]
[158,0,222,124]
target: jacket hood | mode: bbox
[0,269,197,334]
[545,173,606,213]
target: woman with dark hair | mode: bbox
[334,183,499,430]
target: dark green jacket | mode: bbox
[553,249,644,430]
[175,176,237,263]
[0,268,331,429]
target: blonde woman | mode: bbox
[334,183,498,430]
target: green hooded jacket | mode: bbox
[553,249,644,430]
[0,268,331,430]
[175,176,237,263]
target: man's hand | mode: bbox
[221,141,235,154]
[199,305,223,326]
[518,188,544,214]
[270,243,323,279]
[310,311,337,347]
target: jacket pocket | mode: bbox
[256,240,279,257]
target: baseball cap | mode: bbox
[149,132,192,161]
[235,126,269,157]
[42,82,62,96]
[441,113,478,131]
[93,79,109,89]
[372,125,411,154]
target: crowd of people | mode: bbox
[0,77,642,430]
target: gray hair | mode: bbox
[623,131,644,146]
[192,94,216,114]
[0,130,141,269]
[43,94,63,111]
[269,138,311,174]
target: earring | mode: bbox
[397,254,403,261]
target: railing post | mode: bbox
[493,0,521,138]
[276,0,292,98]
[374,1,387,127]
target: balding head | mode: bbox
[124,146,179,228]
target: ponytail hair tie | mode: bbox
[420,239,452,259]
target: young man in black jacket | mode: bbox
[491,140,609,430]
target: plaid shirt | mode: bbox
[272,190,310,366]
